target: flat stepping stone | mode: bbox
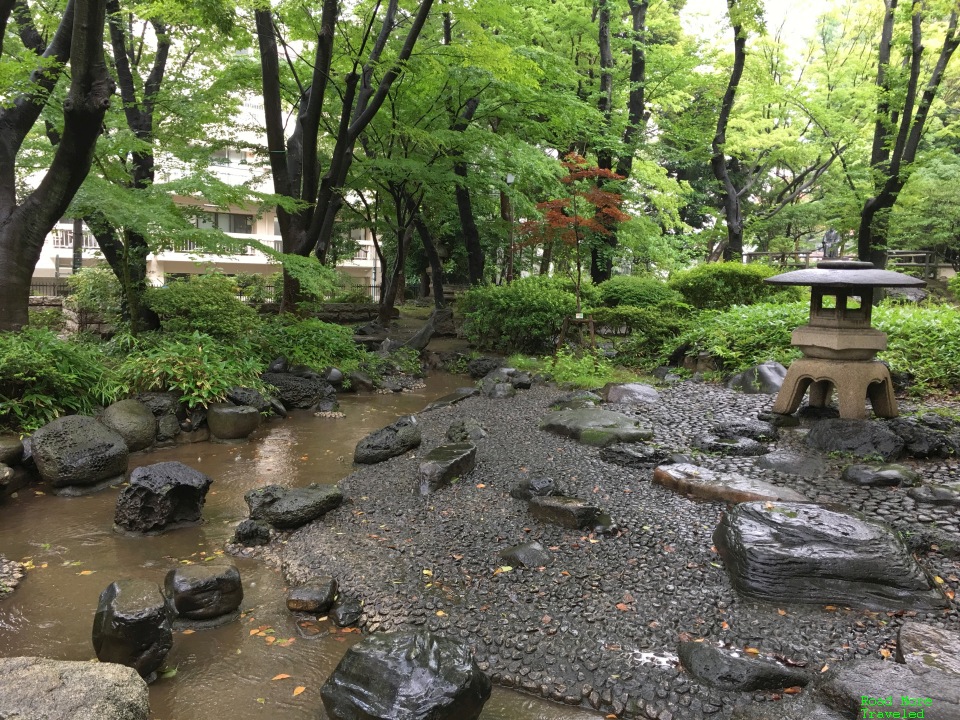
[354,416,421,464]
[694,435,769,457]
[497,541,552,568]
[601,382,659,405]
[163,564,243,628]
[424,387,479,411]
[908,482,960,507]
[842,462,919,487]
[92,579,172,682]
[529,495,601,529]
[806,419,904,461]
[207,403,260,440]
[653,463,806,504]
[677,641,810,691]
[711,419,778,442]
[714,502,949,612]
[509,475,561,501]
[419,443,477,495]
[287,578,338,614]
[549,391,601,410]
[897,621,960,675]
[755,451,825,477]
[599,443,676,469]
[245,483,343,530]
[539,408,653,447]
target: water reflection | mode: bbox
[0,375,602,720]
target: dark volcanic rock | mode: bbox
[548,390,601,410]
[99,400,157,452]
[497,541,552,568]
[347,370,377,392]
[445,418,487,443]
[896,621,960,675]
[114,461,212,534]
[0,657,149,720]
[653,463,806,503]
[467,357,503,379]
[730,695,846,720]
[726,361,788,394]
[245,483,343,530]
[529,495,602,529]
[233,518,271,546]
[163,564,242,625]
[32,415,129,492]
[424,387,479,411]
[287,578,338,614]
[354,416,421,464]
[92,579,172,681]
[226,387,272,413]
[694,434,769,457]
[320,630,491,720]
[419,443,477,495]
[509,475,561,501]
[480,378,516,399]
[908,482,960,507]
[601,382,660,405]
[886,415,960,458]
[539,408,653,447]
[0,435,23,465]
[0,462,31,499]
[841,462,919,487]
[754,450,825,477]
[678,641,810,691]
[818,659,960,720]
[261,372,336,409]
[711,418,779,442]
[331,595,363,627]
[714,502,948,612]
[806,419,904,461]
[207,403,261,440]
[598,443,676,469]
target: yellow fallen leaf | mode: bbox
[777,609,787,616]
[821,664,830,673]
[436,610,447,617]
[293,686,306,696]
[744,647,760,655]
[879,648,891,659]
[265,636,276,645]
[934,575,945,584]
[249,629,260,636]
[181,629,195,635]
[422,569,433,577]
[78,570,95,576]
[272,674,290,681]
[476,483,486,488]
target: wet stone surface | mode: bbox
[265,382,960,720]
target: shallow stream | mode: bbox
[0,374,602,720]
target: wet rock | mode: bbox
[498,541,552,568]
[805,419,904,461]
[730,695,845,720]
[481,378,516,399]
[694,435,769,457]
[726,361,787,394]
[758,410,802,428]
[598,443,676,469]
[467,357,503,379]
[548,390,602,410]
[0,553,24,595]
[92,579,172,681]
[320,630,491,720]
[510,371,533,390]
[601,382,660,405]
[712,418,779,442]
[207,403,261,440]
[677,641,810,691]
[347,370,377,392]
[324,367,345,389]
[714,502,948,612]
[99,399,157,452]
[156,415,181,444]
[114,461,212,534]
[419,443,477,495]
[0,435,24,465]
[0,462,31,500]
[0,657,149,720]
[886,415,960,458]
[539,408,653,447]
[32,415,129,494]
[896,622,960,675]
[233,518,271,546]
[261,372,337,409]
[529,495,602,529]
[653,463,806,504]
[908,482,960,507]
[287,578,338,614]
[841,462,919,487]
[245,483,343,530]
[446,418,487,443]
[424,387,479,411]
[818,659,960,720]
[268,356,288,373]
[509,475,561,501]
[354,416,421,464]
[331,595,363,627]
[226,387,273,414]
[164,564,243,626]
[754,451,825,477]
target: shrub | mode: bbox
[459,276,576,354]
[257,316,366,374]
[668,262,802,309]
[507,349,633,389]
[875,303,960,393]
[145,274,260,340]
[601,309,692,367]
[597,275,684,308]
[0,329,118,432]
[65,267,123,324]
[114,332,265,409]
[28,307,66,331]
[330,286,374,304]
[948,273,960,300]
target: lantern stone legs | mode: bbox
[771,358,898,420]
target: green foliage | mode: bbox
[330,286,374,304]
[874,303,960,393]
[597,308,692,367]
[363,347,424,378]
[507,349,633,389]
[948,274,960,300]
[0,330,118,432]
[597,275,685,308]
[668,262,802,309]
[459,276,577,354]
[257,316,365,374]
[65,267,123,323]
[28,308,65,331]
[113,331,265,409]
[233,273,272,304]
[145,273,260,340]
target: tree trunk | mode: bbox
[378,222,414,326]
[413,212,445,309]
[454,161,484,285]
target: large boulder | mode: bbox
[261,372,337,410]
[539,408,653,447]
[0,434,24,465]
[896,622,960,675]
[92,579,173,681]
[100,399,157,453]
[320,630,491,720]
[31,415,129,493]
[354,416,421,464]
[677,641,810,691]
[419,443,477,495]
[206,403,260,440]
[244,483,343,530]
[806,419,904,461]
[0,657,149,720]
[114,461,212,534]
[163,564,243,627]
[601,382,660,405]
[714,502,948,612]
[726,361,788,394]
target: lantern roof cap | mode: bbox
[764,260,926,288]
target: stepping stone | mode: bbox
[694,435,769,457]
[529,495,601,529]
[245,484,343,530]
[677,641,810,691]
[549,391,602,410]
[908,482,960,507]
[653,464,806,504]
[287,578,338,614]
[539,408,653,447]
[841,462,919,487]
[601,382,659,405]
[163,564,243,628]
[354,416,421,464]
[92,579,172,682]
[755,451,825,477]
[726,361,787,394]
[446,419,487,443]
[207,403,260,440]
[424,387,479,411]
[419,443,477,495]
[806,419,904,461]
[714,502,948,612]
[897,622,960,675]
[114,461,212,534]
[509,475,561,501]
[711,419,778,442]
[233,518,271,546]
[481,381,515,399]
[599,443,676,469]
[331,595,363,627]
[497,542,552,568]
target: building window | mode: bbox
[195,212,253,234]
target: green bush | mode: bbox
[330,286,374,304]
[0,329,118,432]
[875,303,960,392]
[257,316,366,374]
[459,276,576,354]
[668,262,802,309]
[508,349,633,389]
[145,274,260,340]
[28,307,66,331]
[114,331,265,409]
[65,267,123,324]
[597,275,684,308]
[601,308,692,367]
[947,273,960,300]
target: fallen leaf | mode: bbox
[542,615,552,624]
[934,575,945,584]
[783,686,802,695]
[615,603,630,612]
[824,605,837,612]
[475,483,486,489]
[181,629,195,635]
[720,621,730,630]
[493,565,513,575]
[250,629,260,636]
[159,667,177,679]
[293,686,306,696]
[77,570,95,576]
[946,589,956,600]
[744,647,760,655]
[272,674,290,681]
[879,648,891,659]
[422,569,433,577]
[436,610,447,617]
[821,664,830,673]
[265,636,276,645]
[451,554,463,561]
[777,609,787,616]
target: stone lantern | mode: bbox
[764,260,925,419]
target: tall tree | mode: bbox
[0,0,114,331]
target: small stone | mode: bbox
[529,495,602,529]
[287,578,338,614]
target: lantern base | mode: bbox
[772,358,898,420]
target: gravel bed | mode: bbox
[0,554,24,596]
[263,380,960,719]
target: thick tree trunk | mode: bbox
[89,219,160,332]
[453,161,484,285]
[378,223,414,326]
[413,212,445,309]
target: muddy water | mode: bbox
[0,374,602,720]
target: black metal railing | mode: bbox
[30,280,71,297]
